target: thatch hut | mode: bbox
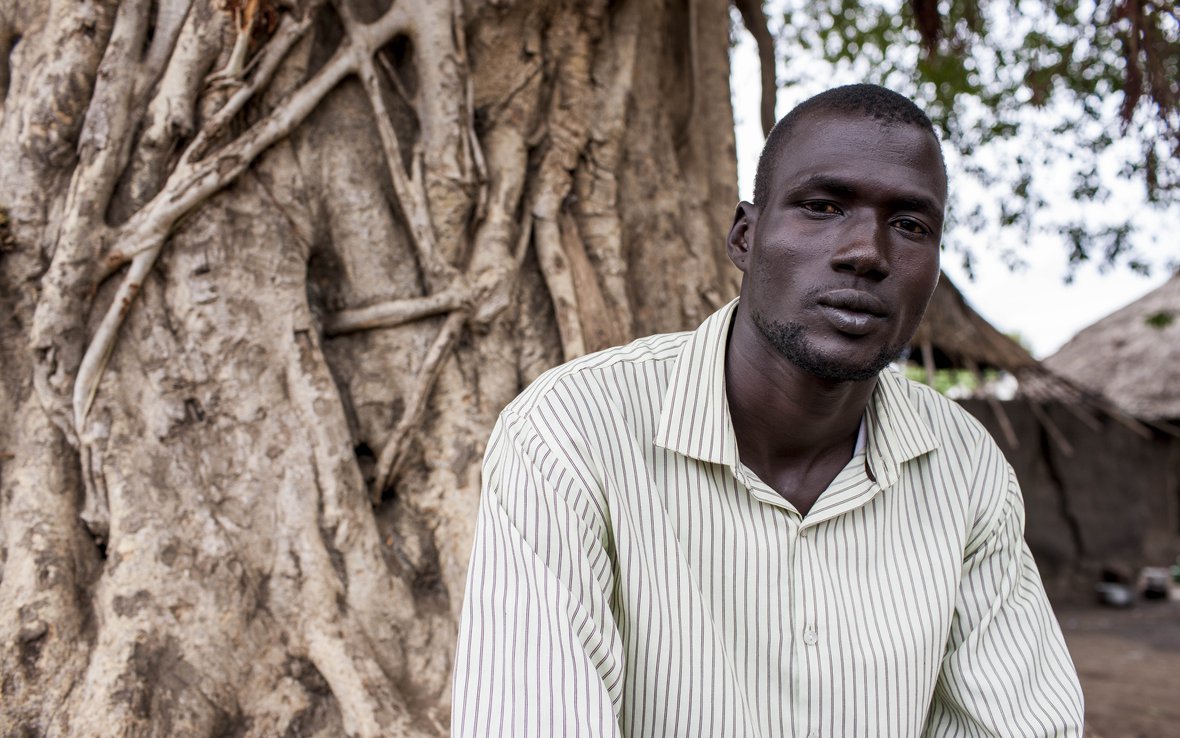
[910,273,1155,451]
[912,273,1040,378]
[1045,272,1180,423]
[912,273,1180,599]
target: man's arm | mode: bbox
[451,411,625,738]
[924,464,1085,737]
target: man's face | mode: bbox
[728,113,946,382]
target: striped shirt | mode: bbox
[452,299,1083,737]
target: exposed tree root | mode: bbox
[573,0,642,340]
[72,0,411,430]
[333,0,456,291]
[143,0,195,78]
[324,289,470,337]
[373,310,467,499]
[527,11,596,359]
[110,1,222,225]
[0,400,97,733]
[1,1,742,733]
[279,467,415,737]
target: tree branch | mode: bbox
[733,0,777,136]
[471,210,533,327]
[108,0,219,226]
[464,52,543,329]
[100,10,319,278]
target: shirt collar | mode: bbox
[863,366,941,488]
[653,299,740,467]
[653,299,940,488]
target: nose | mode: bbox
[831,215,890,281]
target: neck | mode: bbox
[724,307,875,470]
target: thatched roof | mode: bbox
[908,273,1171,447]
[1045,273,1180,422]
[911,273,1093,408]
[911,273,1040,377]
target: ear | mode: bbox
[726,201,757,272]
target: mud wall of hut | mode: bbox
[958,400,1180,601]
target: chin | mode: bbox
[753,313,904,382]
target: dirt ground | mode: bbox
[1056,599,1180,738]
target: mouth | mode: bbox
[817,289,889,316]
[815,289,889,336]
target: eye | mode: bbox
[893,217,930,235]
[801,201,842,215]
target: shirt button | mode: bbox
[803,627,818,645]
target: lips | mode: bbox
[816,289,888,316]
[815,289,889,335]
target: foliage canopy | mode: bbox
[758,0,1179,276]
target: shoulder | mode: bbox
[887,368,992,450]
[883,369,1016,538]
[483,330,692,519]
[486,329,694,495]
[501,329,691,422]
[896,368,991,432]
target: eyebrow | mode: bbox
[790,174,857,198]
[788,174,944,222]
[889,194,945,221]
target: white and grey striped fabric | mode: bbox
[452,299,1084,737]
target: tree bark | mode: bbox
[0,0,740,734]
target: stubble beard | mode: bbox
[751,310,908,382]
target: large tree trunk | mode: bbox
[0,0,740,734]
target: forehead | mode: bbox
[767,113,947,204]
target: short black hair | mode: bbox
[752,84,942,209]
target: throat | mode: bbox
[739,417,865,516]
[724,305,876,514]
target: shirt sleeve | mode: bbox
[451,411,625,738]
[923,463,1085,737]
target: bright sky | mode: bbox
[729,24,1178,359]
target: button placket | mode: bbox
[793,515,823,737]
[786,515,807,737]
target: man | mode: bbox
[452,84,1084,737]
